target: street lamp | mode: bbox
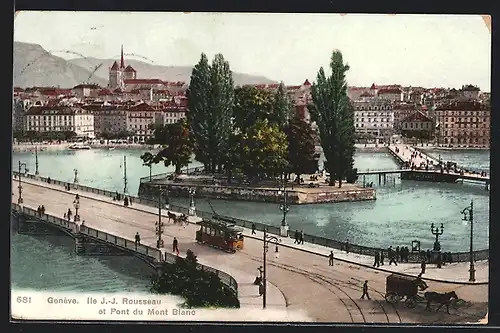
[155,187,170,249]
[277,174,290,237]
[430,222,444,251]
[73,168,79,185]
[188,187,196,216]
[123,156,128,194]
[262,228,281,309]
[17,161,29,204]
[34,146,39,176]
[73,194,80,222]
[461,200,475,282]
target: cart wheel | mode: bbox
[385,292,398,304]
[405,297,417,309]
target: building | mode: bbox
[435,101,490,148]
[72,84,101,98]
[108,46,137,90]
[460,85,481,100]
[127,102,162,141]
[24,105,95,138]
[393,103,420,132]
[83,103,130,137]
[377,87,403,102]
[352,99,394,142]
[399,111,435,140]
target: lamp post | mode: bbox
[73,168,79,185]
[430,222,444,251]
[73,194,80,222]
[461,200,475,282]
[17,161,29,204]
[123,156,128,194]
[34,146,39,176]
[278,173,290,237]
[262,228,281,309]
[188,187,196,216]
[155,188,168,249]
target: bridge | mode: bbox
[356,145,489,189]
[11,174,488,323]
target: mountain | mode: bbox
[67,57,277,86]
[13,41,277,89]
[13,42,108,88]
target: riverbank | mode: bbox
[12,142,156,153]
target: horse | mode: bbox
[167,211,177,223]
[424,291,458,314]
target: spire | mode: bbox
[120,45,125,68]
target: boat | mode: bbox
[69,143,91,150]
[108,147,115,151]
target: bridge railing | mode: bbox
[11,201,238,296]
[13,172,488,264]
[139,166,205,184]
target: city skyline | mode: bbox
[14,12,491,91]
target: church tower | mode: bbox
[108,45,136,90]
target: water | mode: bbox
[11,147,490,292]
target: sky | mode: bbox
[14,12,491,91]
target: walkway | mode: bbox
[387,145,489,181]
[12,176,488,323]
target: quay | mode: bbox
[11,175,489,322]
[138,174,376,205]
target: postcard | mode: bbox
[11,12,490,324]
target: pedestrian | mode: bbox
[63,212,67,219]
[360,280,370,300]
[329,251,334,266]
[251,223,256,235]
[41,205,45,215]
[420,259,426,275]
[129,197,133,206]
[299,230,304,245]
[405,246,410,262]
[47,177,51,184]
[173,237,180,255]
[135,232,141,248]
[373,251,380,267]
[395,246,400,262]
[426,249,431,263]
[294,230,299,244]
[388,246,397,266]
[345,239,350,254]
[258,282,264,296]
[37,206,41,217]
[380,251,385,265]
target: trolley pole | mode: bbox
[262,228,280,309]
[34,146,39,176]
[156,189,164,249]
[461,200,475,282]
[123,156,128,194]
[17,161,28,204]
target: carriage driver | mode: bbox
[414,273,428,291]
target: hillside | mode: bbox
[13,42,108,88]
[13,41,277,89]
[67,57,277,86]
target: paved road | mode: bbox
[13,179,488,324]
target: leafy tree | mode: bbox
[151,249,240,308]
[309,50,355,188]
[150,119,194,174]
[285,114,318,183]
[273,81,293,129]
[140,152,156,181]
[233,85,275,132]
[240,119,288,180]
[186,53,211,170]
[207,54,235,173]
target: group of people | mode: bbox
[293,230,305,245]
[373,245,411,267]
[36,205,45,216]
[135,232,180,256]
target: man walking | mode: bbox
[300,230,304,245]
[173,237,180,255]
[360,280,370,300]
[373,251,380,267]
[135,232,141,249]
[395,246,400,262]
[420,259,426,275]
[380,251,385,265]
[294,230,300,244]
[388,246,397,266]
[329,251,334,266]
[251,223,256,235]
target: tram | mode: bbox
[195,217,244,253]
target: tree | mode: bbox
[153,119,194,174]
[140,152,155,181]
[285,114,318,183]
[151,249,240,308]
[240,119,288,180]
[233,85,275,132]
[309,50,355,188]
[186,53,211,170]
[273,81,293,129]
[207,54,235,173]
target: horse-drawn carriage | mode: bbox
[385,274,426,308]
[195,217,244,253]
